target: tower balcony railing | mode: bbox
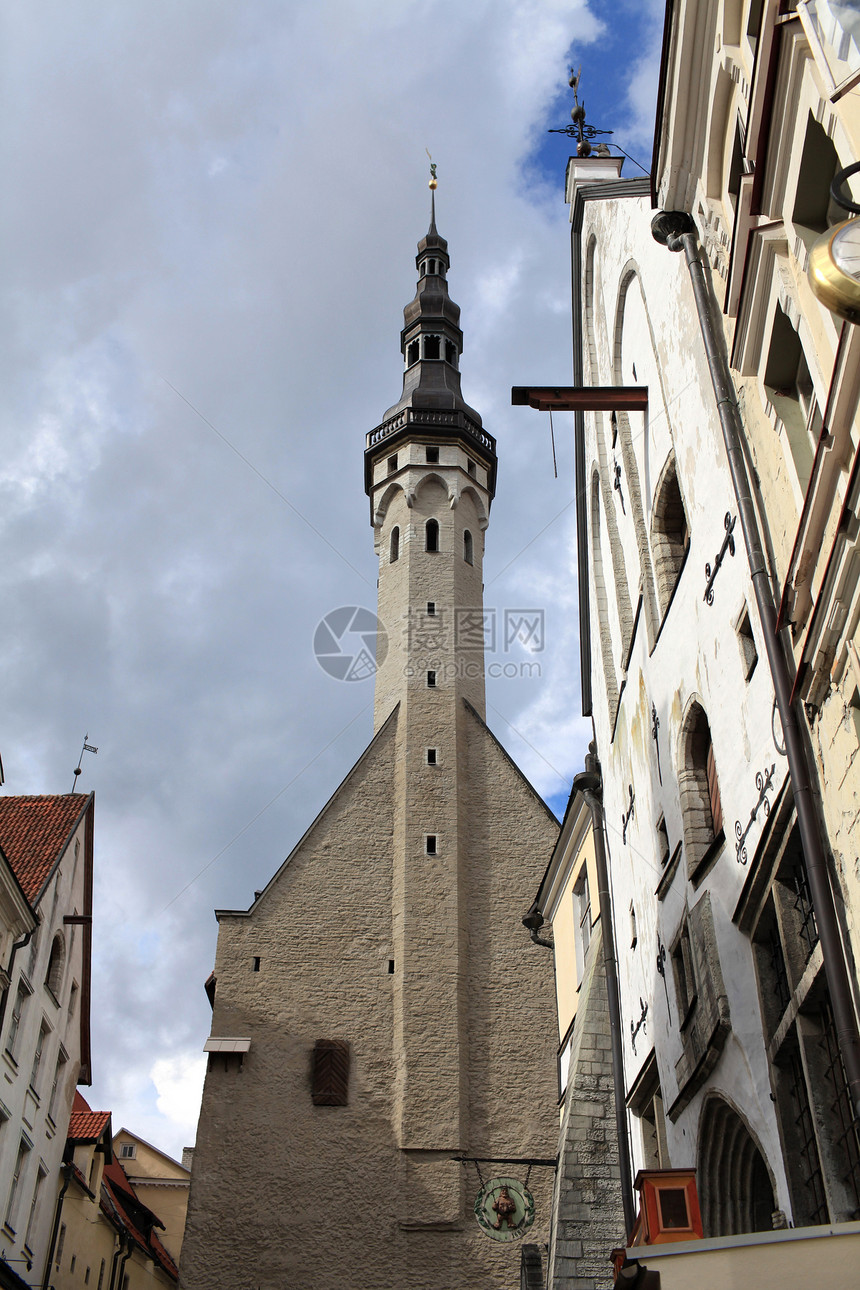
[366,407,496,456]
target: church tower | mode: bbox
[180,194,559,1290]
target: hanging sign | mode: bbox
[473,1176,535,1242]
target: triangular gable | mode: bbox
[462,699,560,827]
[215,705,399,918]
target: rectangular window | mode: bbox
[6,1137,31,1230]
[426,748,437,765]
[119,1143,136,1160]
[311,1039,350,1106]
[426,601,436,616]
[387,454,398,474]
[573,871,592,981]
[30,1022,49,1093]
[97,1260,105,1290]
[467,460,476,477]
[425,835,437,855]
[24,1163,46,1250]
[55,1223,66,1267]
[427,670,436,688]
[6,983,28,1060]
[426,446,439,463]
[673,923,697,1026]
[706,742,723,837]
[48,1048,68,1122]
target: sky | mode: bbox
[1,0,665,1159]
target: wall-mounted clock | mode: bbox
[808,217,860,323]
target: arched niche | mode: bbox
[697,1093,776,1236]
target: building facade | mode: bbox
[649,0,860,1228]
[112,1130,190,1266]
[180,204,560,1290]
[0,794,95,1290]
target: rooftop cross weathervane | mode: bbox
[71,733,98,793]
[547,68,613,157]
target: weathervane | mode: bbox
[548,68,613,156]
[71,733,98,793]
[426,148,437,190]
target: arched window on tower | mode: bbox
[407,340,419,366]
[390,527,400,563]
[463,530,473,565]
[427,259,436,275]
[424,336,440,360]
[426,519,439,553]
[445,341,457,365]
[651,454,690,618]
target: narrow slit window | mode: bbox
[425,519,439,552]
[425,835,437,855]
[426,748,437,765]
[427,670,436,688]
[467,459,476,477]
[445,341,457,365]
[463,530,473,565]
[737,606,758,680]
[407,340,419,365]
[387,960,395,974]
[427,601,436,616]
[252,957,261,973]
[390,526,400,563]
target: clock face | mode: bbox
[831,220,860,281]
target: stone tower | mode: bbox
[180,202,559,1290]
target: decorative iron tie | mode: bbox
[703,512,736,604]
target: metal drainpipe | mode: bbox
[574,744,637,1239]
[652,211,860,1118]
[41,1161,73,1290]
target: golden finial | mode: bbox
[426,148,437,189]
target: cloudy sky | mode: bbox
[1,0,664,1158]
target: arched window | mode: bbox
[651,454,689,617]
[425,519,439,553]
[445,341,457,365]
[407,340,419,366]
[679,701,723,878]
[45,933,65,999]
[424,336,440,360]
[463,530,473,565]
[390,527,400,563]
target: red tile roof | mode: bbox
[0,794,91,902]
[69,1090,112,1143]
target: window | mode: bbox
[311,1039,350,1106]
[651,455,690,617]
[6,982,29,1060]
[445,341,457,365]
[426,446,439,463]
[426,601,436,616]
[6,1137,31,1230]
[45,933,65,999]
[678,701,723,879]
[630,903,638,949]
[427,258,436,275]
[252,956,261,972]
[765,306,822,494]
[24,1164,47,1251]
[427,670,436,688]
[390,526,400,563]
[387,454,398,475]
[467,459,476,478]
[119,1143,136,1160]
[425,835,437,855]
[407,340,419,365]
[387,960,395,974]
[30,1022,49,1093]
[463,530,473,565]
[426,748,437,765]
[737,605,758,680]
[68,982,78,1018]
[97,1259,105,1290]
[425,519,439,552]
[424,335,440,360]
[672,921,697,1026]
[657,815,671,867]
[573,870,592,980]
[792,112,841,238]
[48,1047,67,1122]
[55,1223,66,1267]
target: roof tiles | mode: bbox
[69,1091,111,1143]
[0,794,90,902]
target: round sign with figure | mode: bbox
[474,1177,535,1242]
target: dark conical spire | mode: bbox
[383,185,482,425]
